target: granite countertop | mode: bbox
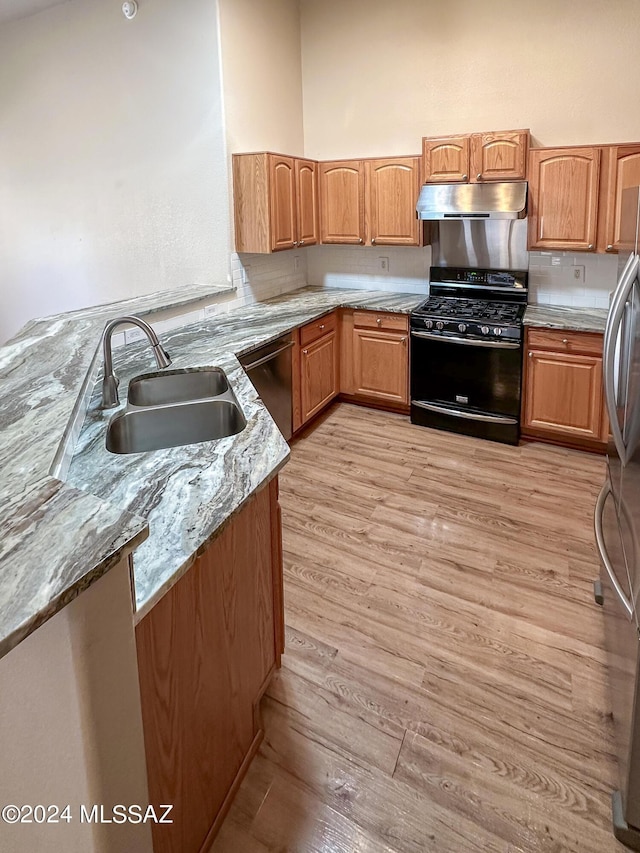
[0,285,422,656]
[523,304,608,334]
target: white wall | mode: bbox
[0,559,152,853]
[300,0,640,159]
[0,0,230,344]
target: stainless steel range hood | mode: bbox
[416,181,527,220]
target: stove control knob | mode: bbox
[436,321,444,330]
[424,319,433,329]
[480,326,490,335]
[458,323,467,333]
[494,327,502,336]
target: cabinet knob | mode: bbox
[302,349,308,355]
[376,317,382,325]
[358,237,364,244]
[476,173,482,180]
[607,244,614,251]
[528,352,532,358]
[588,244,594,250]
[319,324,325,330]
[462,174,468,181]
[562,338,569,344]
[299,240,305,246]
[371,237,376,245]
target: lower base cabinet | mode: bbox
[522,328,608,449]
[341,309,409,408]
[135,478,284,853]
[299,312,339,426]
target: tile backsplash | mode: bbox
[306,245,431,296]
[528,251,618,309]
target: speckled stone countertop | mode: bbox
[0,285,423,655]
[523,304,608,334]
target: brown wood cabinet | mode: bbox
[299,312,339,423]
[422,129,529,183]
[319,157,422,246]
[528,147,601,251]
[135,479,284,853]
[598,144,640,253]
[232,152,319,253]
[340,309,409,409]
[522,328,608,449]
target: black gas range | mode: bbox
[410,266,528,445]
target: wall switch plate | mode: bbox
[551,256,562,266]
[378,256,389,272]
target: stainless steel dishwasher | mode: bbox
[239,335,294,440]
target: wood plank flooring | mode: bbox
[212,403,626,853]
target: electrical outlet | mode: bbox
[125,327,146,345]
[574,265,585,282]
[294,255,301,272]
[551,256,562,266]
[378,257,389,272]
[241,264,250,284]
[203,303,218,318]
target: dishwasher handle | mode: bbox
[241,340,294,371]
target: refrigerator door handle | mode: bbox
[595,482,634,619]
[604,254,640,466]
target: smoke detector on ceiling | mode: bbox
[122,1,138,19]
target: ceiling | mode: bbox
[0,0,70,25]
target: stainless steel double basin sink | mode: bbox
[106,368,246,455]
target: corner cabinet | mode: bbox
[135,479,284,853]
[319,157,422,246]
[522,328,608,450]
[299,311,339,424]
[598,144,640,253]
[422,129,529,184]
[340,310,409,410]
[232,152,319,253]
[527,147,601,251]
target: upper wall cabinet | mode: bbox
[528,147,601,251]
[232,152,319,253]
[598,144,640,253]
[319,157,422,246]
[422,129,529,184]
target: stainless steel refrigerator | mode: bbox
[595,185,640,849]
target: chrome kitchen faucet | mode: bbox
[100,315,171,408]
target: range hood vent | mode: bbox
[416,181,527,220]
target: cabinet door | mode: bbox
[528,147,601,251]
[600,145,640,253]
[470,130,529,182]
[268,154,296,251]
[422,135,470,183]
[300,331,338,422]
[295,158,319,247]
[367,157,421,246]
[524,348,604,440]
[353,328,408,404]
[319,160,365,244]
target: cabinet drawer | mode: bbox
[526,327,603,356]
[300,312,337,346]
[353,310,408,332]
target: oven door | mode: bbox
[410,329,522,444]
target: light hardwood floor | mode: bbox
[212,403,626,853]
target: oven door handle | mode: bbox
[410,330,520,349]
[412,400,518,425]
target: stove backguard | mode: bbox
[431,218,529,272]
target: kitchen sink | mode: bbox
[127,368,229,406]
[106,399,246,454]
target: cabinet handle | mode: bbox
[588,244,594,250]
[476,173,482,180]
[607,244,614,251]
[462,174,468,181]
